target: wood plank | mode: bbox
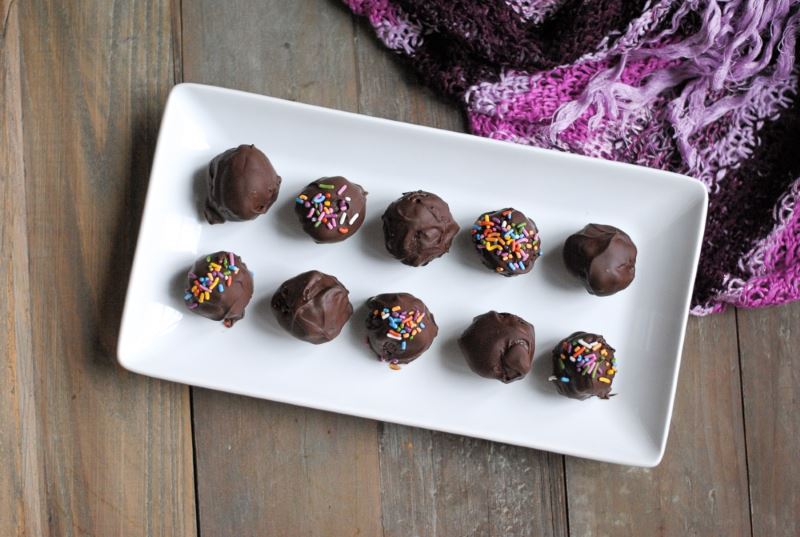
[1,1,46,534]
[14,1,196,535]
[566,312,751,536]
[738,302,800,537]
[181,2,382,535]
[354,22,569,537]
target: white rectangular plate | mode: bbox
[119,83,707,467]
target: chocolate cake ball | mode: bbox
[550,332,617,400]
[382,191,460,266]
[294,176,367,243]
[458,311,535,383]
[563,224,637,296]
[183,251,254,327]
[471,208,541,276]
[271,270,353,344]
[204,145,281,224]
[365,293,438,366]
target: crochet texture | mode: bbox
[345,0,800,314]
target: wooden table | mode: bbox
[2,1,798,535]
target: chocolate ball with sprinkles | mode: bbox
[470,208,541,276]
[382,190,460,266]
[271,270,353,344]
[365,293,438,368]
[458,311,535,383]
[549,332,617,400]
[563,224,637,296]
[204,145,281,224]
[294,176,367,243]
[183,251,254,327]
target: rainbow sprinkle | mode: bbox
[471,209,540,274]
[184,252,240,310]
[295,181,357,234]
[372,306,427,352]
[552,334,617,384]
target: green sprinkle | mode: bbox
[318,183,334,189]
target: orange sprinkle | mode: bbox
[389,363,401,371]
[338,227,349,234]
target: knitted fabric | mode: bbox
[345,0,800,314]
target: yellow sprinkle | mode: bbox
[391,306,401,311]
[204,291,210,301]
[600,349,608,356]
[324,201,331,207]
[598,377,611,384]
[211,278,219,289]
[389,363,401,371]
[608,368,616,374]
[198,294,205,304]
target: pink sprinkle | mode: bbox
[228,253,234,266]
[306,208,315,218]
[337,184,348,195]
[188,302,198,309]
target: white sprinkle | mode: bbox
[387,334,402,341]
[345,196,351,202]
[349,213,360,225]
[548,376,558,381]
[577,338,593,349]
[340,213,346,225]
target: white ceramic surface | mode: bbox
[118,83,708,467]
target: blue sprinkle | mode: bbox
[560,377,570,383]
[419,323,426,329]
[184,293,192,300]
[519,262,525,270]
[401,341,407,350]
[228,265,238,271]
[218,284,224,292]
[295,197,304,204]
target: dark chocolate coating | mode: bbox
[183,251,254,327]
[294,176,367,243]
[458,311,535,383]
[563,224,637,296]
[204,145,281,224]
[550,332,617,400]
[365,293,438,364]
[470,208,541,276]
[271,270,353,344]
[382,191,460,266]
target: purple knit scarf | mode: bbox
[345,0,800,314]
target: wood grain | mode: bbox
[738,303,800,537]
[182,1,382,535]
[1,1,46,534]
[565,312,752,536]
[354,21,569,537]
[8,1,196,535]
